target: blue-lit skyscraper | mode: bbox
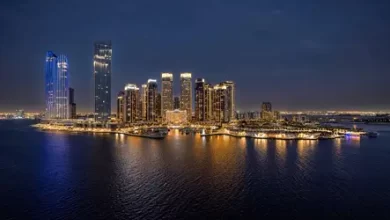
[45,51,70,119]
[94,41,112,121]
[45,51,57,119]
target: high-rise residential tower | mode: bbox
[123,84,140,123]
[213,83,227,123]
[224,81,235,122]
[117,91,125,122]
[161,73,173,121]
[146,79,158,122]
[180,73,192,121]
[141,84,147,120]
[195,78,206,121]
[94,41,112,121]
[204,83,214,121]
[156,92,162,122]
[44,51,70,119]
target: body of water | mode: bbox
[1,120,390,219]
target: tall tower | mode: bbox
[195,78,205,121]
[94,41,112,121]
[117,91,125,122]
[204,83,214,121]
[156,92,162,122]
[161,73,173,121]
[141,84,147,120]
[180,73,192,121]
[124,84,140,123]
[212,81,235,123]
[56,55,70,119]
[45,51,57,119]
[213,84,227,123]
[224,81,235,122]
[44,52,70,119]
[146,79,158,122]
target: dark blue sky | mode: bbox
[0,0,389,112]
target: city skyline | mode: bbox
[1,0,389,112]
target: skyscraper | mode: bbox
[45,51,70,119]
[56,55,70,119]
[213,84,227,123]
[174,96,180,110]
[141,84,147,120]
[161,73,173,121]
[94,41,112,121]
[180,73,192,121]
[117,91,125,122]
[124,84,140,123]
[69,87,76,119]
[204,83,214,121]
[146,79,158,122]
[195,78,206,121]
[212,81,235,123]
[156,92,162,122]
[45,51,57,119]
[224,81,235,121]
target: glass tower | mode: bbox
[45,51,57,119]
[146,79,158,122]
[45,51,69,119]
[180,73,192,121]
[161,73,173,121]
[56,55,70,119]
[94,41,112,121]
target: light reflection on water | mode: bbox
[3,121,390,219]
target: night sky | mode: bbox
[0,0,389,113]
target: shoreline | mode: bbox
[31,124,360,141]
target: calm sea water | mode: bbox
[1,120,390,219]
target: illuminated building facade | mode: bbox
[55,55,70,119]
[146,79,158,121]
[213,84,228,123]
[174,96,180,109]
[261,102,273,121]
[124,84,139,123]
[44,52,70,119]
[180,73,192,121]
[195,78,206,121]
[161,73,173,121]
[94,41,112,121]
[204,83,214,121]
[117,91,125,122]
[45,51,57,119]
[212,81,235,123]
[166,109,188,125]
[224,81,235,121]
[141,84,147,120]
